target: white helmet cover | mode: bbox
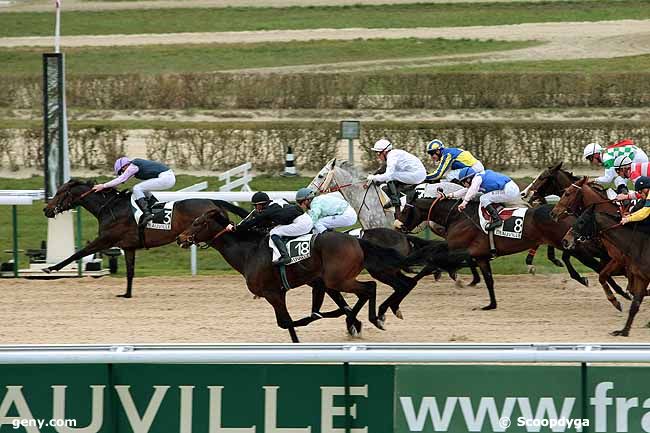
[613,154,633,169]
[371,139,393,152]
[583,142,602,159]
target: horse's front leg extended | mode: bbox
[43,237,112,273]
[265,290,299,343]
[119,249,136,298]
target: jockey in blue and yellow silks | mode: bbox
[425,139,485,182]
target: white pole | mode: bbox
[190,244,197,276]
[54,0,61,53]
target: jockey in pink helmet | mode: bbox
[92,157,176,227]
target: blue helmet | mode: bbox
[458,167,477,182]
[635,176,650,191]
[296,187,316,202]
[426,139,445,155]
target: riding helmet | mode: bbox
[613,154,633,169]
[426,139,445,155]
[251,191,271,205]
[458,167,477,182]
[635,176,650,191]
[296,187,316,202]
[582,143,602,160]
[371,139,393,152]
[114,156,131,175]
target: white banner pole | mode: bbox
[54,0,61,53]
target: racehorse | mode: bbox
[176,207,407,343]
[563,206,649,336]
[550,177,628,310]
[522,163,627,297]
[43,179,251,298]
[395,196,581,310]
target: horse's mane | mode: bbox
[208,206,266,243]
[212,200,250,219]
[586,181,607,194]
[69,178,96,187]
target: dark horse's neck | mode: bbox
[77,187,129,222]
[210,230,265,275]
[556,169,580,192]
[417,197,470,229]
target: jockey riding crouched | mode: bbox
[295,187,358,233]
[613,156,650,201]
[366,139,427,218]
[424,139,484,183]
[584,139,649,194]
[92,157,176,227]
[448,167,521,231]
[621,177,650,225]
[225,191,313,266]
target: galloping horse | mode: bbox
[564,206,650,336]
[396,197,578,310]
[43,179,250,298]
[523,163,627,297]
[176,207,408,342]
[550,178,628,310]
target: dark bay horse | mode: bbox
[43,179,250,298]
[395,197,577,310]
[564,206,650,336]
[550,178,629,310]
[176,207,406,343]
[523,163,627,297]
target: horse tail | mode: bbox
[357,238,407,272]
[211,200,249,218]
[405,234,432,249]
[402,242,472,274]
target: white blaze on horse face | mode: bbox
[521,172,541,198]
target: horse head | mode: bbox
[395,191,430,233]
[524,161,574,204]
[177,207,230,248]
[43,179,95,218]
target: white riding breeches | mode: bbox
[268,213,314,261]
[479,181,521,207]
[392,168,427,186]
[132,170,176,200]
[314,206,358,233]
[445,161,485,181]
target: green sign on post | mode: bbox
[340,121,360,166]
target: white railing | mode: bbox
[219,162,253,192]
[0,343,649,364]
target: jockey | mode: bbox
[226,191,313,266]
[424,139,484,182]
[295,187,358,233]
[448,167,521,231]
[621,177,650,225]
[92,157,176,227]
[613,155,650,200]
[366,139,427,216]
[584,139,649,193]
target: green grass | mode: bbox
[0,175,591,278]
[1,38,539,76]
[1,1,649,37]
[396,54,650,73]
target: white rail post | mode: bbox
[177,182,209,276]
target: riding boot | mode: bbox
[484,204,503,231]
[270,234,291,266]
[382,181,401,210]
[136,197,154,228]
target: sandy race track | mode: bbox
[0,273,647,344]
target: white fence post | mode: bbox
[177,182,209,276]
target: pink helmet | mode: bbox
[114,157,131,174]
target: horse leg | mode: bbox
[468,258,481,286]
[561,250,589,287]
[612,275,646,337]
[375,271,416,323]
[525,247,537,274]
[119,249,136,298]
[43,237,111,273]
[547,246,564,267]
[475,258,497,310]
[598,259,624,312]
[265,290,299,343]
[293,283,363,336]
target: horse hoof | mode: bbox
[116,294,132,299]
[611,300,622,312]
[378,313,386,324]
[374,318,386,331]
[476,303,497,311]
[579,277,589,287]
[611,329,629,337]
[434,272,442,281]
[42,267,53,274]
[623,292,632,301]
[395,309,404,320]
[527,265,536,275]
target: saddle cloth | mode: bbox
[479,206,528,238]
[130,194,175,230]
[271,233,316,265]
